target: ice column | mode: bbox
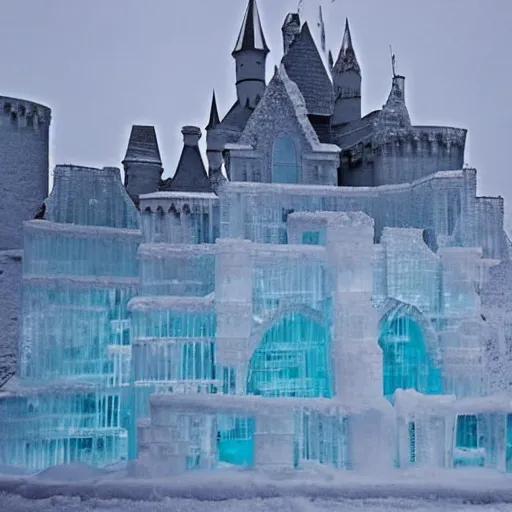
[215,238,253,393]
[326,212,381,401]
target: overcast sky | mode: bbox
[0,0,510,211]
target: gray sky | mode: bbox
[0,0,510,211]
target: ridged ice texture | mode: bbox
[0,164,141,472]
[45,165,140,229]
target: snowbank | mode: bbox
[1,462,512,504]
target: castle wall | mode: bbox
[219,170,479,247]
[372,127,466,187]
[0,97,51,251]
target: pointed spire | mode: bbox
[206,90,220,131]
[328,50,334,70]
[333,18,361,76]
[232,0,269,56]
[122,125,162,165]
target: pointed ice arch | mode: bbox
[377,299,442,398]
[247,306,331,398]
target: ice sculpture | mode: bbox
[2,1,512,477]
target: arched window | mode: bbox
[378,309,441,398]
[272,135,299,184]
[247,312,331,398]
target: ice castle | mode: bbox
[1,0,512,474]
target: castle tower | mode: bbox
[0,96,51,389]
[0,97,51,250]
[205,91,225,190]
[232,0,269,109]
[122,125,163,207]
[281,13,300,55]
[332,19,362,127]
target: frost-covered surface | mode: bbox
[0,494,509,512]
[0,250,22,388]
[1,464,512,509]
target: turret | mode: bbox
[232,0,269,109]
[122,125,163,207]
[162,126,212,194]
[282,13,300,55]
[332,19,361,127]
[205,91,224,187]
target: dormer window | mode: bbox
[272,135,299,184]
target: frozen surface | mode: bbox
[0,495,508,512]
[1,465,512,510]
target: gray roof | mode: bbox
[232,0,269,56]
[162,131,212,193]
[218,101,255,135]
[123,125,162,165]
[373,76,411,141]
[282,22,334,116]
[333,19,361,76]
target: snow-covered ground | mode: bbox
[0,494,510,512]
[1,462,512,510]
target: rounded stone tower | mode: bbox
[0,96,51,250]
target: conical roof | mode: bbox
[232,0,269,56]
[162,126,212,193]
[206,90,220,131]
[333,19,361,76]
[123,125,162,165]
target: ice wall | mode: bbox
[45,165,140,230]
[0,164,141,472]
[218,170,485,248]
[139,192,219,244]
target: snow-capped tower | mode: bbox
[232,0,269,109]
[282,13,300,55]
[332,19,361,127]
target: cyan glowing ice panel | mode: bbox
[247,312,331,398]
[378,311,442,398]
[217,415,254,467]
[0,389,128,471]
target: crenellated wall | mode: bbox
[0,96,51,250]
[139,191,219,244]
[340,126,466,188]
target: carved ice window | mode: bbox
[272,135,299,184]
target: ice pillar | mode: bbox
[215,238,253,393]
[326,212,381,401]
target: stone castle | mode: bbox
[1,0,512,474]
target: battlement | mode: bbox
[374,126,467,154]
[0,96,51,129]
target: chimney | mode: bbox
[182,125,202,146]
[282,13,300,55]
